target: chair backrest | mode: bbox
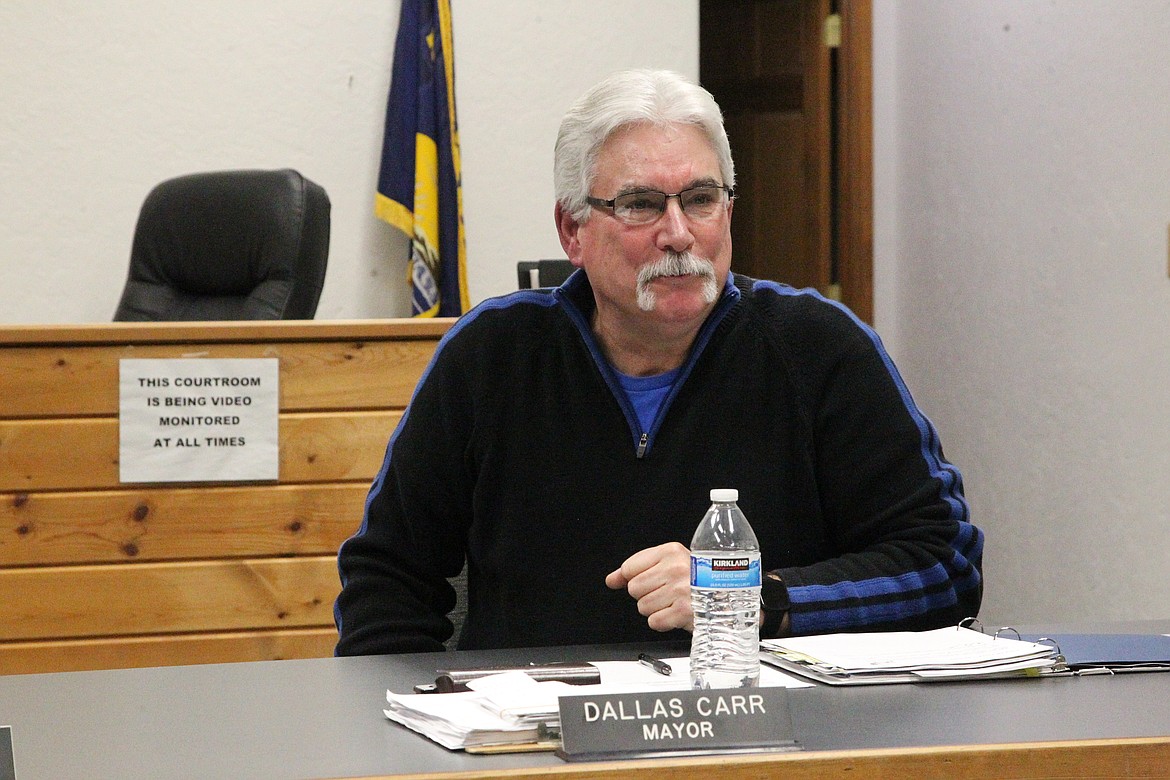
[446,569,469,650]
[114,169,331,321]
[517,259,575,290]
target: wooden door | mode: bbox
[701,0,873,323]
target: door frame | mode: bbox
[834,0,873,323]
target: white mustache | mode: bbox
[636,252,716,286]
[635,252,719,312]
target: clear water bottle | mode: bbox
[689,488,761,689]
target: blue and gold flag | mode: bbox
[375,0,468,317]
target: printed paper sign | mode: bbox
[119,358,279,483]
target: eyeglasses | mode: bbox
[585,185,734,225]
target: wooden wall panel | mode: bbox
[0,328,441,419]
[0,340,434,417]
[1,483,367,566]
[0,319,449,675]
[278,411,398,482]
[0,410,399,491]
[0,628,339,675]
[0,557,338,641]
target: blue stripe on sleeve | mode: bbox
[751,281,982,631]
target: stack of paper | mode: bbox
[384,685,545,750]
[760,626,1062,685]
[384,658,809,750]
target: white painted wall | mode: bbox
[0,1,697,323]
[875,0,1170,625]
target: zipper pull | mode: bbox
[636,432,648,458]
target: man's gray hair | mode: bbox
[554,69,735,223]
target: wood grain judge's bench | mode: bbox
[0,319,452,675]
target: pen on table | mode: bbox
[637,653,673,677]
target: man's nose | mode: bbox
[655,197,695,253]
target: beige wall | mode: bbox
[875,0,1170,625]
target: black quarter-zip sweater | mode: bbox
[334,272,983,655]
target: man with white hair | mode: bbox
[334,69,983,655]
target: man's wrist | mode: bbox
[760,570,790,638]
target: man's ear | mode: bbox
[554,202,586,268]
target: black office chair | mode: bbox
[517,259,575,290]
[114,169,331,321]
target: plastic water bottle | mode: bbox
[689,488,761,689]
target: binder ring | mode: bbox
[1034,636,1062,655]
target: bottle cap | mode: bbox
[710,488,738,502]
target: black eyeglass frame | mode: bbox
[584,185,736,223]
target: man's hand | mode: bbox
[605,542,693,632]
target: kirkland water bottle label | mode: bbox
[690,555,762,589]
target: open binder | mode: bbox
[1018,632,1170,674]
[760,621,1063,686]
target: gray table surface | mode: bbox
[2,621,1169,779]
